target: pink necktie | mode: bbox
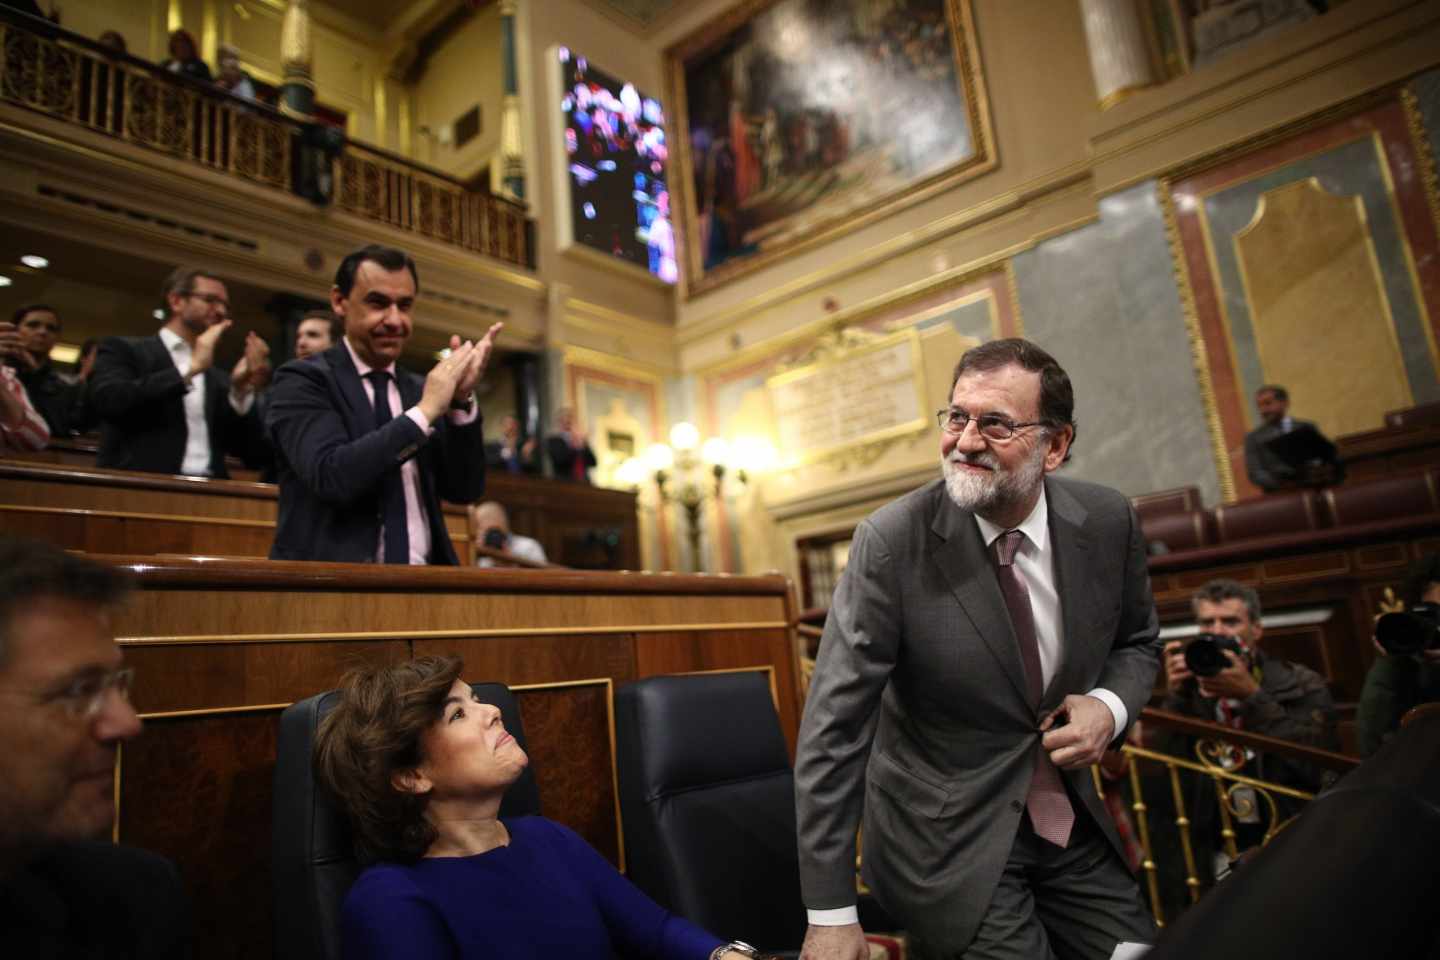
[994,530,1075,848]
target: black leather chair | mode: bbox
[271,681,541,960]
[615,672,808,955]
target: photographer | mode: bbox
[1357,554,1440,757]
[468,500,547,568]
[1163,579,1338,788]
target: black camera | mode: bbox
[482,527,508,551]
[1375,603,1440,656]
[1184,632,1245,678]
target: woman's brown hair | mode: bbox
[314,655,464,864]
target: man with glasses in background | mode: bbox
[91,265,271,477]
[796,339,1161,960]
[0,536,189,956]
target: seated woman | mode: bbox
[315,656,762,960]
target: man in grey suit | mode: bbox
[1243,384,1342,493]
[796,339,1161,960]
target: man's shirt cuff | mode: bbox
[448,402,479,426]
[404,407,436,436]
[1086,687,1127,742]
[807,906,859,926]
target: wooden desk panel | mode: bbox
[103,557,798,958]
[1,459,639,569]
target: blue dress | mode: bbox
[341,816,726,959]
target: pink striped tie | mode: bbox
[994,530,1075,848]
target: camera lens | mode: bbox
[1184,633,1238,679]
[1375,609,1440,656]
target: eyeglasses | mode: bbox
[182,292,230,314]
[935,408,1047,441]
[0,667,136,721]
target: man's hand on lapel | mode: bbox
[1040,694,1115,770]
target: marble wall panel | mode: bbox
[1012,183,1220,505]
[1198,136,1439,420]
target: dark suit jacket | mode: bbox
[14,361,81,438]
[264,343,486,564]
[2,840,191,960]
[90,334,266,478]
[1243,418,1342,492]
[794,475,1162,949]
[546,434,596,482]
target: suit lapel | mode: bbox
[328,343,372,439]
[927,489,1031,707]
[1044,477,1091,708]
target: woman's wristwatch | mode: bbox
[711,941,763,960]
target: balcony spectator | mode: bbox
[546,406,596,483]
[484,414,540,476]
[469,500,547,568]
[96,30,127,55]
[6,305,82,438]
[90,265,271,478]
[0,319,48,452]
[161,28,211,83]
[215,43,255,101]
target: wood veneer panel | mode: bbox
[118,710,278,960]
[114,588,787,639]
[414,634,637,688]
[122,640,408,713]
[515,685,621,867]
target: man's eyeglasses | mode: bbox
[935,408,1046,441]
[0,667,136,721]
[182,292,230,314]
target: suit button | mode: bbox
[1010,800,1023,813]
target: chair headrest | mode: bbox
[618,672,790,798]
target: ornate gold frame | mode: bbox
[665,0,996,298]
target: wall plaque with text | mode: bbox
[766,329,929,462]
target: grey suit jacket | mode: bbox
[794,474,1162,948]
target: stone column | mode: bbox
[1079,0,1156,110]
[279,0,315,120]
[499,0,526,201]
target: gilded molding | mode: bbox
[1098,83,1150,112]
[1004,258,1025,337]
[1157,178,1237,504]
[563,343,669,383]
[1402,84,1440,239]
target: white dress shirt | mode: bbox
[807,487,1127,929]
[158,326,254,477]
[343,337,477,565]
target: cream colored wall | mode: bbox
[410,4,504,178]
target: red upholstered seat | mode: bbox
[1131,486,1204,523]
[1324,470,1440,527]
[1214,490,1324,544]
[1385,401,1440,430]
[1141,509,1217,553]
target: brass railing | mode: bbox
[1110,707,1360,929]
[0,15,294,189]
[0,9,533,269]
[338,141,530,267]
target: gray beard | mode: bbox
[941,443,1047,520]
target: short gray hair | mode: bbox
[1191,578,1261,623]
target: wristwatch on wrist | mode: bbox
[711,941,763,960]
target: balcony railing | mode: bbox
[0,8,533,270]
